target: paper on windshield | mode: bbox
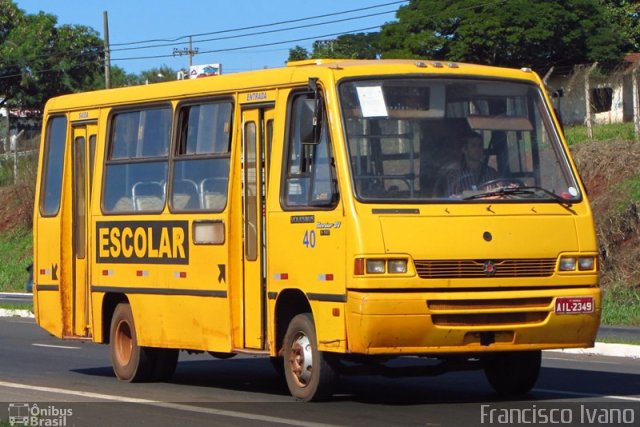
[356,86,388,117]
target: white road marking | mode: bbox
[543,356,620,365]
[32,343,81,350]
[0,381,341,427]
[534,388,640,402]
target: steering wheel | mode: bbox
[478,178,525,190]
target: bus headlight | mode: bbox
[354,257,410,275]
[559,257,576,271]
[388,259,408,274]
[578,256,596,271]
[366,260,386,274]
[559,255,596,272]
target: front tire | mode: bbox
[484,350,541,396]
[283,313,337,401]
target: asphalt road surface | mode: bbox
[1,317,638,427]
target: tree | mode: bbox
[0,1,103,110]
[377,0,628,71]
[603,0,640,53]
[288,46,310,62]
[287,33,380,63]
[109,65,140,88]
[138,66,178,84]
[311,33,380,59]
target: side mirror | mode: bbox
[300,78,323,144]
[299,98,319,144]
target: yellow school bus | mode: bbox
[33,59,600,401]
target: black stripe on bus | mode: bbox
[36,284,59,291]
[91,286,227,298]
[306,293,347,303]
[372,208,420,214]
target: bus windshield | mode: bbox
[339,78,580,204]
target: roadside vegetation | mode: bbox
[0,126,639,325]
[0,226,31,293]
[569,123,640,326]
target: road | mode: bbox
[0,317,639,427]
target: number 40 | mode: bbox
[302,230,316,248]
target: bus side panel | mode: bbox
[160,230,232,351]
[268,209,348,352]
[34,215,65,338]
[33,114,69,338]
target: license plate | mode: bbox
[555,297,594,314]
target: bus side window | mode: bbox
[283,93,338,209]
[103,106,171,214]
[170,100,232,213]
[40,116,68,216]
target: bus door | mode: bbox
[240,106,274,349]
[70,123,96,337]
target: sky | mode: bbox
[14,0,405,76]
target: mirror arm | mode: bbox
[308,77,323,143]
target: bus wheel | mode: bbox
[283,313,336,401]
[484,350,541,396]
[110,303,155,382]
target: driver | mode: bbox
[446,132,498,195]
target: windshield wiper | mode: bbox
[463,185,573,207]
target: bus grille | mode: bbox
[414,258,556,279]
[428,297,552,327]
[431,312,548,326]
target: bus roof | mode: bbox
[43,59,541,113]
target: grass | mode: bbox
[0,227,32,293]
[601,281,640,327]
[614,175,640,212]
[0,303,32,310]
[564,121,636,145]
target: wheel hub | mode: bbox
[288,332,313,387]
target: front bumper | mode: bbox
[346,287,601,354]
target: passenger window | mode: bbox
[103,106,171,213]
[283,93,338,209]
[170,100,232,212]
[40,116,68,216]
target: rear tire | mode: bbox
[283,313,337,402]
[484,350,541,396]
[110,303,156,382]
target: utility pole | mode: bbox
[633,61,640,142]
[103,11,111,89]
[173,36,199,68]
[584,62,598,140]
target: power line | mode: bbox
[111,25,383,62]
[109,1,407,47]
[109,9,398,53]
[1,1,404,75]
